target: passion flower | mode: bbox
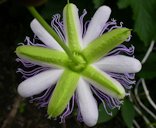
[16,3,141,127]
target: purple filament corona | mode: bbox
[17,9,135,123]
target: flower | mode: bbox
[16,3,141,127]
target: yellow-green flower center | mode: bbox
[68,52,87,72]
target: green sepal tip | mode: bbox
[48,69,80,117]
[82,28,131,63]
[16,45,69,68]
[81,65,125,99]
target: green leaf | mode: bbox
[98,103,118,124]
[92,0,105,8]
[117,0,156,45]
[19,102,26,113]
[121,99,135,128]
[117,0,130,8]
[138,71,156,79]
[138,52,156,79]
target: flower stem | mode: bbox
[27,6,78,63]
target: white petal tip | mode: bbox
[95,55,142,73]
[99,5,111,15]
[30,19,40,36]
[30,19,38,29]
[17,83,30,98]
[77,79,98,127]
[30,19,62,50]
[133,59,142,73]
[84,116,98,127]
[83,5,111,46]
[17,70,62,98]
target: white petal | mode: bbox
[76,78,98,127]
[94,55,142,73]
[18,69,63,97]
[83,6,111,47]
[30,19,63,50]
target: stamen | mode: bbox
[16,58,36,68]
[60,95,75,123]
[108,72,135,85]
[17,67,49,79]
[91,87,112,116]
[100,19,117,35]
[80,9,87,36]
[108,21,123,32]
[75,94,83,122]
[107,45,134,56]
[118,80,133,89]
[125,35,132,42]
[30,87,53,103]
[92,86,122,109]
[83,20,90,37]
[25,36,47,47]
[110,97,121,109]
[51,14,65,42]
[125,92,130,96]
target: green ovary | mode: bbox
[68,52,87,72]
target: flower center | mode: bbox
[68,52,87,72]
